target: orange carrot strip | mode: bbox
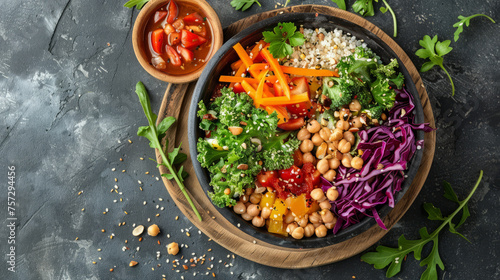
[266,76,278,83]
[249,63,269,72]
[230,64,247,88]
[263,84,274,98]
[231,59,243,71]
[265,105,288,124]
[241,80,257,98]
[261,48,291,100]
[255,71,269,107]
[219,76,258,83]
[281,66,339,77]
[249,40,266,61]
[260,92,309,106]
[233,43,253,68]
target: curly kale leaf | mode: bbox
[260,132,300,171]
[370,59,404,110]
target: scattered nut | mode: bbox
[129,261,138,267]
[236,163,249,170]
[132,225,144,236]
[147,224,160,236]
[228,126,243,135]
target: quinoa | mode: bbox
[283,27,367,70]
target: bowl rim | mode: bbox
[188,11,425,248]
[131,0,223,84]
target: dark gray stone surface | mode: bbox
[0,0,498,279]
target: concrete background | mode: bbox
[0,0,498,279]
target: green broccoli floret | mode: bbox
[361,105,385,120]
[322,76,357,109]
[370,59,405,110]
[259,132,300,171]
[355,89,373,109]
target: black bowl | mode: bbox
[188,12,424,248]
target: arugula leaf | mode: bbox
[331,0,346,10]
[415,35,455,96]
[453,14,496,42]
[353,0,398,37]
[135,81,202,221]
[123,0,149,9]
[262,22,305,59]
[361,171,483,280]
[230,0,261,12]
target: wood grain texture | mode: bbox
[155,5,436,268]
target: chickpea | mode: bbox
[338,139,351,154]
[319,127,331,142]
[291,226,305,239]
[351,116,363,128]
[325,221,336,230]
[252,216,265,227]
[323,169,336,182]
[297,128,311,141]
[284,211,295,224]
[315,225,328,237]
[320,209,335,223]
[245,187,254,196]
[343,131,355,146]
[296,215,309,228]
[333,150,343,161]
[247,204,261,217]
[336,120,345,130]
[330,128,343,141]
[302,152,316,164]
[233,201,246,214]
[311,133,324,146]
[309,212,322,224]
[333,111,340,118]
[319,200,332,210]
[249,193,262,204]
[260,207,271,219]
[316,143,328,160]
[351,156,364,170]
[326,187,339,201]
[304,224,315,238]
[342,153,353,168]
[327,142,337,155]
[329,158,341,169]
[286,222,299,234]
[313,222,322,228]
[239,194,249,203]
[307,120,321,133]
[241,213,253,221]
[310,188,326,202]
[167,242,180,255]
[349,99,362,112]
[147,224,160,236]
[300,139,314,153]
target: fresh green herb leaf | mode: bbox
[415,35,455,96]
[263,22,305,59]
[123,0,149,9]
[353,0,398,37]
[453,14,496,42]
[230,0,261,12]
[284,0,291,7]
[361,171,483,280]
[331,0,346,10]
[135,81,202,221]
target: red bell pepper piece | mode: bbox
[181,30,206,49]
[183,12,203,24]
[165,45,181,66]
[166,0,178,24]
[177,46,194,62]
[151,29,164,54]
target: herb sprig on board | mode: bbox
[331,0,347,10]
[123,0,149,9]
[415,35,455,96]
[230,0,261,12]
[135,81,202,221]
[262,22,305,59]
[352,0,398,37]
[453,14,496,42]
[361,171,483,280]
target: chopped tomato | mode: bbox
[172,18,184,30]
[279,165,304,185]
[277,117,305,131]
[166,0,178,24]
[151,29,164,54]
[181,29,207,49]
[287,77,314,118]
[256,170,278,188]
[154,11,167,23]
[293,150,303,167]
[168,32,180,46]
[183,12,203,24]
[177,46,194,62]
[165,45,181,66]
[273,82,284,97]
[164,24,175,35]
[232,82,245,93]
[302,162,320,187]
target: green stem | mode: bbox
[381,0,397,37]
[470,14,496,23]
[256,0,262,7]
[439,64,455,96]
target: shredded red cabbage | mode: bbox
[321,89,434,234]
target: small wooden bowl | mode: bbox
[132,0,223,83]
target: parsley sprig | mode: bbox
[135,81,202,221]
[453,14,496,42]
[362,171,484,280]
[230,0,261,12]
[262,22,305,59]
[415,35,455,96]
[123,0,149,9]
[331,0,346,10]
[352,0,398,37]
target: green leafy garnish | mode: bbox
[453,14,496,42]
[352,0,398,37]
[331,0,346,10]
[123,0,149,9]
[262,22,305,59]
[415,35,455,96]
[135,81,202,221]
[361,171,483,280]
[230,0,261,12]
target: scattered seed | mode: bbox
[129,261,138,267]
[133,225,144,236]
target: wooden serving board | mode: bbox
[155,5,436,268]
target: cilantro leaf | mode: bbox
[123,0,149,9]
[361,171,483,280]
[230,0,261,12]
[331,0,346,10]
[352,0,398,37]
[453,14,496,42]
[415,35,455,96]
[263,22,305,59]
